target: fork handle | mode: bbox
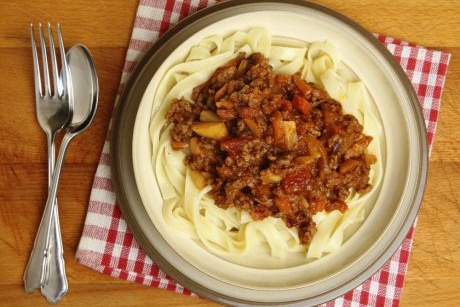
[24,136,56,293]
[23,226,48,293]
[41,202,68,303]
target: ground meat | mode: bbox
[165,52,376,245]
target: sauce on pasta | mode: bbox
[165,52,376,245]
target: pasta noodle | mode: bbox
[149,29,383,263]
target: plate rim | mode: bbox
[110,0,428,305]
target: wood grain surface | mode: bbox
[0,0,458,306]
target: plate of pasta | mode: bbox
[111,0,427,306]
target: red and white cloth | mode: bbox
[76,0,451,305]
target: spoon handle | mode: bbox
[39,132,74,303]
[40,136,68,303]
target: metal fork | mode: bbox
[24,23,72,303]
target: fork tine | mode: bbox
[47,23,60,97]
[30,24,42,98]
[57,24,68,97]
[39,23,51,97]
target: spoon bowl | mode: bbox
[66,44,98,131]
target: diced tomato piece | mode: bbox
[281,168,310,194]
[220,137,244,156]
[250,206,272,220]
[309,197,326,214]
[275,74,291,85]
[292,94,311,115]
[330,124,346,135]
[325,199,348,213]
[321,104,339,126]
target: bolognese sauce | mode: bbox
[165,52,376,245]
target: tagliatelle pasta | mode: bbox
[149,29,383,263]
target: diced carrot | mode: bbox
[243,118,261,137]
[294,155,315,165]
[216,100,234,109]
[292,94,311,115]
[171,141,188,150]
[214,83,228,101]
[274,196,291,214]
[292,74,312,97]
[280,99,292,112]
[271,111,284,143]
[238,107,258,118]
[339,159,361,173]
[365,154,377,165]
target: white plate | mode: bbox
[111,1,427,305]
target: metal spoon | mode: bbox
[39,44,98,303]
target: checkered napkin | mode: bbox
[76,0,451,305]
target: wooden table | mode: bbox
[0,0,458,306]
